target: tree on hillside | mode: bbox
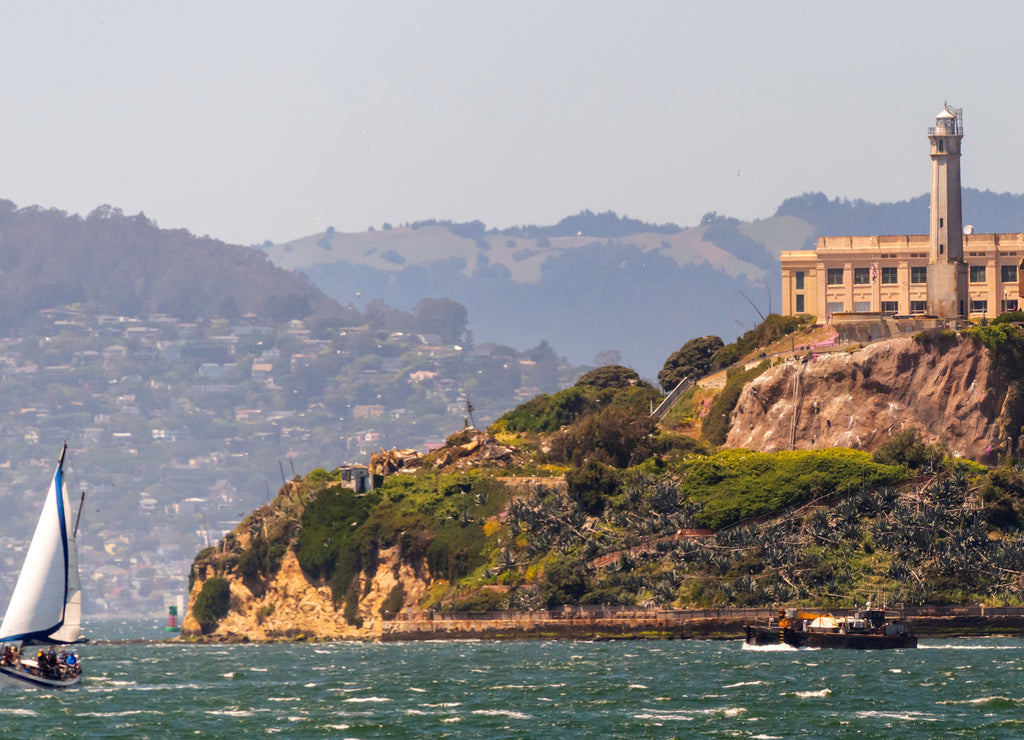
[658,335,724,391]
[575,364,649,390]
[364,300,417,334]
[413,298,468,345]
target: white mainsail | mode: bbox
[0,447,81,644]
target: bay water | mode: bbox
[2,620,1023,738]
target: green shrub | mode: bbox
[342,581,363,627]
[192,577,231,630]
[441,589,507,612]
[426,521,486,582]
[546,407,659,468]
[991,310,1024,326]
[565,460,620,515]
[701,361,769,446]
[680,448,906,529]
[188,547,215,592]
[495,388,586,433]
[576,364,650,390]
[236,543,265,582]
[658,336,725,391]
[305,467,335,484]
[964,323,1024,372]
[540,555,589,607]
[295,485,379,578]
[872,427,938,470]
[710,314,813,372]
[380,582,406,614]
[914,327,959,352]
[495,384,660,434]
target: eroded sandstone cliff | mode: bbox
[182,545,430,641]
[725,334,1020,460]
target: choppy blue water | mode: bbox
[3,621,1024,738]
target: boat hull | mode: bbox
[0,663,80,689]
[744,625,917,650]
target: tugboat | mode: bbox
[744,601,917,649]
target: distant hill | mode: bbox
[0,201,341,332]
[775,187,1024,244]
[263,189,1024,378]
[262,212,810,378]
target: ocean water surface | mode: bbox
[2,620,1023,738]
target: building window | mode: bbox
[854,301,871,313]
[881,266,898,284]
[911,266,927,284]
[853,267,870,285]
[795,271,804,290]
[1003,299,1019,313]
[970,299,988,314]
[910,300,927,314]
[826,268,844,285]
[939,217,944,227]
[881,301,898,314]
[1002,264,1018,283]
[969,265,986,283]
[827,301,844,316]
[795,294,804,313]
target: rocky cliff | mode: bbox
[725,334,1021,460]
[180,476,437,641]
[182,545,430,641]
[181,331,1024,642]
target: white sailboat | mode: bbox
[0,445,84,688]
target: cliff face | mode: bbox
[182,545,431,641]
[181,478,435,642]
[725,335,1016,460]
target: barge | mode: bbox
[744,603,917,649]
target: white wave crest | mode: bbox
[471,709,532,719]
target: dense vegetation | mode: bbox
[192,577,232,631]
[679,449,906,529]
[492,368,659,434]
[657,314,813,392]
[190,315,1024,630]
[0,202,342,330]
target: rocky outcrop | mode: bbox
[725,335,1016,460]
[182,544,432,641]
[180,475,435,642]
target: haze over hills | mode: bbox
[0,201,342,331]
[0,203,586,621]
[263,188,1024,378]
[1,187,1023,621]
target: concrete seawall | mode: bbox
[380,605,1024,642]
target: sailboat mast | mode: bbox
[73,491,85,538]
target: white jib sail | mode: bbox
[0,452,81,643]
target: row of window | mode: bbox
[808,264,1019,287]
[806,297,1020,316]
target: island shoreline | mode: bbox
[175,604,1024,643]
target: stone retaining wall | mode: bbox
[379,605,1024,641]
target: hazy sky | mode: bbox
[2,1,1022,246]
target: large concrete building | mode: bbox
[781,105,1022,323]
